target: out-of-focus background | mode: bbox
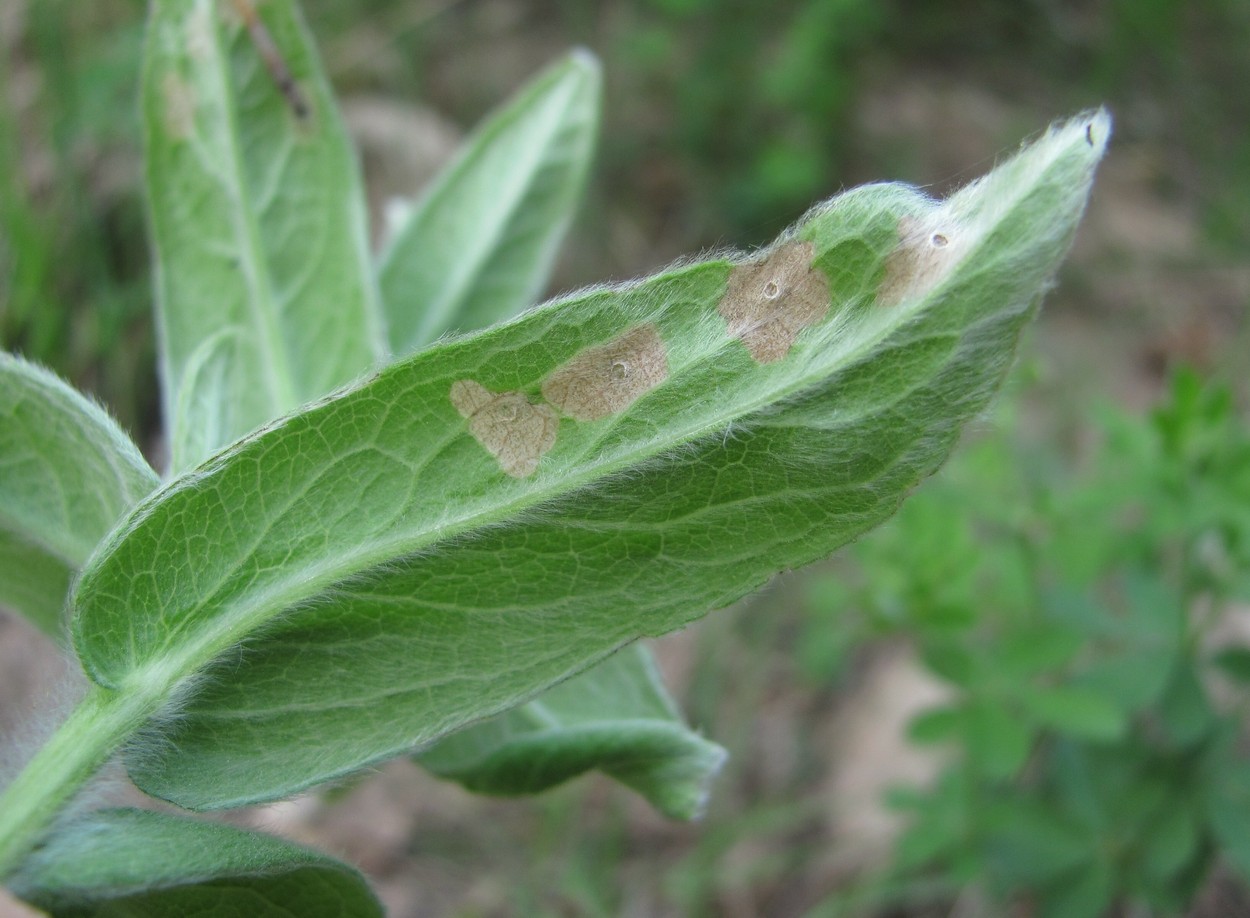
[3,1,1250,915]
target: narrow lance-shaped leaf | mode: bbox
[418,643,727,820]
[144,0,384,473]
[6,808,382,918]
[378,50,600,355]
[72,112,1109,810]
[0,355,158,637]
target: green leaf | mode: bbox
[982,799,1093,887]
[1076,646,1175,713]
[1137,803,1198,883]
[907,704,963,744]
[0,354,158,636]
[1157,664,1217,748]
[1206,763,1250,882]
[1211,646,1250,683]
[417,643,726,820]
[143,0,383,473]
[6,808,381,917]
[966,700,1034,779]
[1037,861,1113,918]
[996,625,1082,680]
[378,50,600,354]
[1020,685,1127,742]
[71,112,1108,810]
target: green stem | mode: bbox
[0,682,160,878]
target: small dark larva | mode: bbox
[230,0,311,120]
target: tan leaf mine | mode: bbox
[541,324,669,422]
[450,380,559,478]
[161,72,196,140]
[878,215,967,308]
[718,240,830,363]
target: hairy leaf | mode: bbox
[144,0,383,473]
[6,809,381,917]
[0,355,157,636]
[378,51,599,355]
[418,643,726,820]
[72,112,1109,809]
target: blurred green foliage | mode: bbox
[0,0,153,438]
[607,0,885,238]
[804,367,1250,915]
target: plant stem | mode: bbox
[0,682,160,878]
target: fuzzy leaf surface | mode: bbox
[72,112,1109,809]
[418,643,726,819]
[378,51,599,355]
[6,808,381,918]
[0,355,158,636]
[144,0,383,473]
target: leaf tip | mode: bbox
[564,46,602,83]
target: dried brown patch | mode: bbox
[718,240,829,363]
[878,216,965,307]
[161,72,196,139]
[541,324,669,421]
[450,380,559,478]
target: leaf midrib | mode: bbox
[117,285,950,697]
[206,0,299,420]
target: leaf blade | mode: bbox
[378,50,600,353]
[0,354,158,635]
[73,112,1109,809]
[418,643,727,820]
[144,0,383,473]
[6,808,382,918]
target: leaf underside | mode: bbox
[418,643,727,820]
[143,0,383,473]
[0,355,158,636]
[7,809,381,918]
[378,50,600,355]
[70,111,1109,811]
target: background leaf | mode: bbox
[418,643,726,820]
[0,354,157,636]
[6,808,382,918]
[1020,686,1127,742]
[143,0,383,473]
[70,112,1107,811]
[378,51,600,356]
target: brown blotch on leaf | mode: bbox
[878,216,964,308]
[450,380,559,478]
[718,240,829,363]
[162,73,196,140]
[542,324,669,421]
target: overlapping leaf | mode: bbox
[143,0,383,472]
[7,809,381,917]
[0,355,157,636]
[419,643,726,819]
[378,51,599,354]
